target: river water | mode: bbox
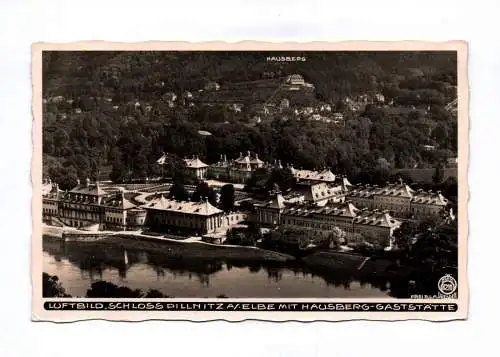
[42,236,390,298]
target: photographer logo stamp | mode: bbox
[438,274,458,296]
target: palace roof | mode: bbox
[299,182,340,202]
[102,194,137,210]
[184,156,208,169]
[282,202,401,228]
[411,190,448,206]
[347,182,449,206]
[257,193,286,210]
[235,152,251,164]
[70,183,107,196]
[156,153,168,165]
[42,181,62,198]
[146,196,222,216]
[293,168,336,183]
[352,211,401,228]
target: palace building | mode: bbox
[42,178,146,231]
[255,193,401,245]
[143,196,225,235]
[155,153,209,180]
[345,181,449,219]
[208,151,266,184]
[183,156,209,180]
[281,202,401,245]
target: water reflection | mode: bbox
[42,236,393,298]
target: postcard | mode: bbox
[32,41,468,322]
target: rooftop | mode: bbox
[184,156,208,169]
[70,182,107,196]
[282,202,401,228]
[347,182,449,205]
[292,168,336,183]
[102,194,137,210]
[146,196,223,216]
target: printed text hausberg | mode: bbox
[266,56,306,62]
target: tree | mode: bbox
[43,273,71,297]
[266,168,296,193]
[86,281,172,298]
[168,183,189,201]
[110,157,127,183]
[144,289,170,298]
[86,281,143,298]
[245,167,270,195]
[395,219,458,296]
[191,181,217,206]
[220,184,235,212]
[166,156,188,184]
[432,164,444,184]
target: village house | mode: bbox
[204,81,220,91]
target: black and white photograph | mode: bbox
[32,42,468,321]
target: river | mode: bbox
[42,236,390,298]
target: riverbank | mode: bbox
[41,225,413,276]
[301,250,417,280]
[42,225,294,262]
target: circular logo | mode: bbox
[438,274,458,295]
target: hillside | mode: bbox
[42,51,457,103]
[41,51,458,190]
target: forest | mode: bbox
[42,51,458,190]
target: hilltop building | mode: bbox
[285,74,305,86]
[204,81,220,91]
[345,181,449,219]
[283,74,315,89]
